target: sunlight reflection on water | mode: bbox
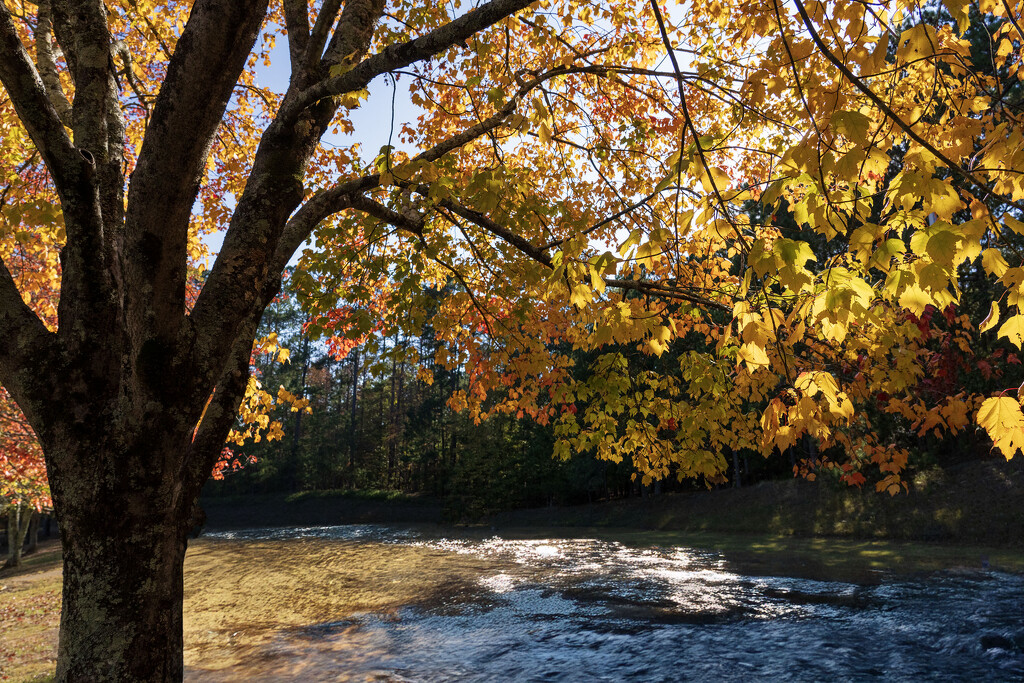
[194,525,1024,682]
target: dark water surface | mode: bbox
[196,525,1024,681]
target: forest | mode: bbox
[1,0,1024,679]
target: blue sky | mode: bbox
[201,27,420,262]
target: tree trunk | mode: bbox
[55,506,189,680]
[348,348,359,479]
[39,400,233,681]
[3,504,32,568]
[24,511,39,555]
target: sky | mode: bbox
[201,26,421,262]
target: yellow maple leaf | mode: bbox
[977,397,1024,459]
[998,315,1024,349]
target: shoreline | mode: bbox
[200,458,1024,548]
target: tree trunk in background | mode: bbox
[24,511,39,554]
[388,339,397,488]
[732,449,742,488]
[288,330,311,490]
[349,348,359,479]
[3,504,32,568]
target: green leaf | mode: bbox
[772,238,815,267]
[832,110,870,141]
[925,230,959,266]
[868,238,905,272]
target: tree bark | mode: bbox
[24,511,39,554]
[55,498,189,680]
[3,503,33,568]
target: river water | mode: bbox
[196,525,1024,681]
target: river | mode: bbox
[187,524,1024,681]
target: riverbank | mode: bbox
[200,488,443,530]
[493,458,1024,547]
[202,459,1023,547]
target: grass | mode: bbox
[0,541,62,682]
[283,488,418,503]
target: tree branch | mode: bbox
[321,0,384,67]
[49,0,129,290]
[182,292,269,498]
[1,1,117,344]
[0,2,81,198]
[282,0,309,75]
[188,0,386,397]
[282,0,537,123]
[266,62,596,269]
[0,255,59,429]
[305,0,343,70]
[440,199,729,310]
[33,0,72,126]
[350,194,424,239]
[124,0,268,351]
[412,190,732,313]
[50,0,118,160]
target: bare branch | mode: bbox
[282,0,309,74]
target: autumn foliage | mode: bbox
[288,0,1024,495]
[1,0,1023,508]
